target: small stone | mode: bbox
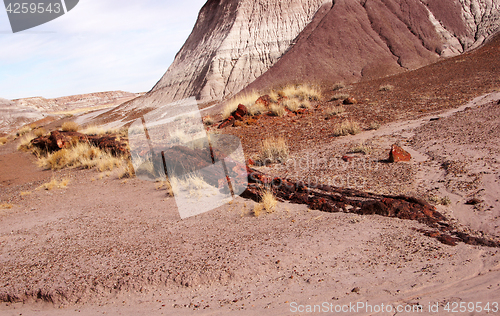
[465,198,481,205]
[388,144,411,162]
[218,116,235,129]
[351,287,360,293]
[233,104,248,121]
[342,155,354,162]
[343,97,358,105]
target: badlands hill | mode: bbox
[125,0,500,109]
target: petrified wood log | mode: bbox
[30,131,128,156]
[243,167,500,248]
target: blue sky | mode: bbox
[0,0,206,100]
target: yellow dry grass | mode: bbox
[379,84,394,91]
[61,121,80,132]
[269,104,286,117]
[16,125,32,137]
[0,203,13,209]
[279,85,322,101]
[37,142,124,171]
[253,189,278,216]
[17,133,36,151]
[248,103,267,116]
[222,91,260,119]
[20,191,31,196]
[259,137,289,164]
[37,178,70,191]
[325,105,346,118]
[333,120,361,136]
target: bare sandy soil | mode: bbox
[1,92,499,315]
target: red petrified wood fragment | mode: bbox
[388,144,411,162]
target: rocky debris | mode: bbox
[30,131,128,156]
[343,97,358,105]
[218,116,236,129]
[342,155,354,162]
[466,198,482,205]
[255,95,271,107]
[389,145,412,162]
[242,167,499,247]
[233,104,248,121]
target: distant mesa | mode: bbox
[124,0,500,111]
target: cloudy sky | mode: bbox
[0,0,207,100]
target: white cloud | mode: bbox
[0,0,206,99]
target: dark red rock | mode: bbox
[232,104,248,121]
[256,95,271,107]
[218,116,235,129]
[388,145,411,162]
[247,158,255,166]
[342,155,354,162]
[343,97,358,105]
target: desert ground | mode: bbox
[0,86,499,315]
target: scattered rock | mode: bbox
[497,99,500,105]
[342,155,354,162]
[247,158,255,166]
[233,104,248,121]
[218,116,235,129]
[245,118,257,125]
[351,287,360,293]
[343,97,358,105]
[430,117,440,121]
[465,198,481,205]
[234,120,244,127]
[388,145,411,162]
[256,95,271,107]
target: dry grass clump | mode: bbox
[118,160,136,179]
[332,120,361,136]
[248,103,267,116]
[37,142,124,171]
[259,137,289,164]
[282,98,311,112]
[368,122,381,130]
[269,104,286,117]
[253,189,278,217]
[17,133,36,151]
[325,105,346,118]
[269,90,280,103]
[280,85,322,101]
[34,128,46,138]
[379,84,394,91]
[330,93,350,101]
[350,142,372,155]
[155,178,175,197]
[332,82,345,91]
[428,195,452,206]
[222,91,260,119]
[0,203,13,209]
[37,178,70,191]
[0,137,8,145]
[80,125,106,135]
[20,191,31,196]
[61,121,80,132]
[16,125,33,137]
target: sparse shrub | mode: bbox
[269,104,286,117]
[222,91,260,119]
[330,93,350,101]
[0,203,13,209]
[283,98,300,112]
[61,121,80,132]
[259,137,289,164]
[37,143,124,171]
[0,137,8,145]
[350,142,372,155]
[268,91,280,103]
[253,189,278,216]
[37,178,69,191]
[332,120,361,136]
[248,103,267,116]
[332,82,345,91]
[279,85,322,101]
[118,160,136,179]
[20,191,31,196]
[428,195,452,206]
[80,125,106,135]
[169,129,190,144]
[17,133,36,151]
[16,125,32,137]
[34,128,46,138]
[155,178,175,197]
[325,105,346,118]
[379,84,394,91]
[369,122,381,130]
